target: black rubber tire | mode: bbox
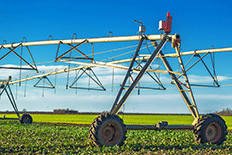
[89,113,127,147]
[194,114,227,145]
[20,114,33,124]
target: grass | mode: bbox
[0,120,231,154]
[0,113,231,129]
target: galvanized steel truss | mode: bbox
[0,33,232,125]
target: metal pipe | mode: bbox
[0,35,174,48]
[0,117,20,120]
[112,47,232,65]
[126,125,194,130]
[8,60,169,86]
[178,47,232,56]
[9,66,87,85]
[59,59,169,74]
[140,47,232,59]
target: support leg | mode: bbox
[110,36,144,112]
[155,41,200,124]
[110,34,169,115]
[4,85,20,118]
[0,77,33,123]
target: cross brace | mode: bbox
[110,34,200,124]
[0,77,21,120]
[110,34,169,114]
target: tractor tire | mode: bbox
[20,114,33,124]
[194,114,227,145]
[89,113,127,147]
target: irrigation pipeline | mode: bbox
[13,77,232,91]
[3,42,152,77]
[0,35,170,48]
[1,34,232,87]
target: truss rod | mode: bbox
[140,47,232,59]
[111,47,232,64]
[0,35,174,48]
[58,59,169,74]
[8,59,170,86]
[9,66,88,85]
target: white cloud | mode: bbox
[37,65,67,71]
[195,94,232,100]
[181,74,231,84]
[0,64,31,79]
[0,82,231,113]
[217,75,232,81]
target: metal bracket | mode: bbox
[155,121,168,130]
[69,67,106,91]
[55,39,93,62]
[34,76,55,89]
[0,42,38,72]
[173,52,220,88]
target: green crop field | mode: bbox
[0,113,231,154]
[0,113,231,129]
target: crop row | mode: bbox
[0,120,231,154]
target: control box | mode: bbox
[158,12,172,34]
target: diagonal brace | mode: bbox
[55,39,88,61]
[110,34,169,115]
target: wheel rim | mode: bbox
[205,122,222,143]
[101,122,120,145]
[22,115,32,124]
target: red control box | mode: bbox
[159,12,172,34]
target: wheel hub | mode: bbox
[102,125,115,142]
[90,114,126,147]
[205,122,221,142]
[100,122,121,144]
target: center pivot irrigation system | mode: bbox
[0,13,231,146]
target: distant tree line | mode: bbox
[214,108,232,116]
[53,108,78,114]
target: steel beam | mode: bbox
[126,125,194,130]
[58,59,169,74]
[9,65,87,85]
[139,47,232,59]
[109,47,232,65]
[0,35,174,48]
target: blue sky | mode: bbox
[0,0,232,114]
